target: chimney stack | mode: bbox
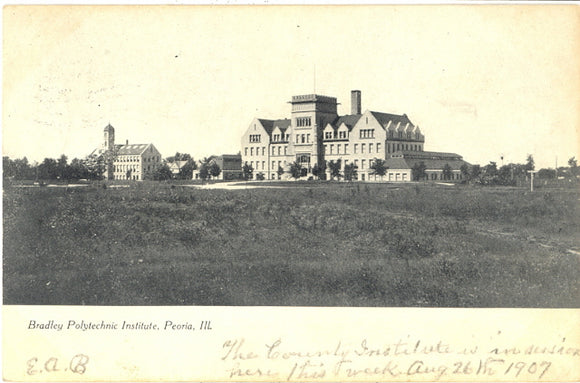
[126,139,129,145]
[351,90,361,115]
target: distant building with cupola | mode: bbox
[241,90,468,181]
[90,124,162,180]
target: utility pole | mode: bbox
[527,170,538,192]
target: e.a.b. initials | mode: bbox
[200,320,212,330]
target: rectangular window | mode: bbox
[272,161,275,169]
[377,143,381,153]
[361,144,366,154]
[272,146,276,155]
[307,134,310,143]
[262,161,265,170]
[250,147,254,156]
[344,144,349,154]
[339,131,346,139]
[249,134,261,143]
[361,159,366,170]
[330,144,334,154]
[354,144,358,154]
[369,143,373,153]
[337,144,341,154]
[278,147,281,155]
[284,146,287,155]
[324,145,327,154]
[325,131,332,139]
[354,160,358,167]
[245,147,248,156]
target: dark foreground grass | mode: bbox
[3,182,579,307]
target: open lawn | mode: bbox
[3,181,579,307]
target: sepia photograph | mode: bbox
[3,4,580,382]
[3,5,579,309]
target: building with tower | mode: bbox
[90,124,163,180]
[241,90,468,181]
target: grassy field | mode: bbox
[3,181,579,307]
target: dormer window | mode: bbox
[325,131,333,139]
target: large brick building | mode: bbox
[241,90,468,181]
[90,124,163,180]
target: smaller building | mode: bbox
[193,154,243,181]
[168,160,190,176]
[383,151,469,182]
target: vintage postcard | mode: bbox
[2,4,579,382]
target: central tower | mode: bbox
[288,94,338,173]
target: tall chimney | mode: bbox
[351,90,361,115]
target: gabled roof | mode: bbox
[258,118,291,135]
[370,111,413,128]
[324,114,362,132]
[90,143,155,158]
[117,144,151,156]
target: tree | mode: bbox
[470,164,482,182]
[84,154,105,180]
[3,156,34,180]
[411,161,427,181]
[68,158,88,180]
[176,159,197,180]
[149,163,172,180]
[276,165,285,179]
[442,163,453,181]
[569,157,578,178]
[498,165,514,186]
[343,163,358,181]
[209,162,221,179]
[242,163,254,181]
[198,163,210,181]
[327,160,342,180]
[537,168,556,179]
[37,158,58,180]
[166,152,193,163]
[256,172,265,181]
[460,164,471,182]
[56,154,68,180]
[312,162,327,180]
[369,158,388,181]
[525,154,535,172]
[289,161,303,180]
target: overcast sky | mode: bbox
[3,5,579,168]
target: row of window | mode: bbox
[249,134,261,143]
[114,165,139,172]
[244,146,267,157]
[427,172,462,180]
[271,145,288,156]
[117,155,159,163]
[296,133,311,144]
[244,142,423,158]
[388,131,422,140]
[360,129,375,139]
[247,160,267,171]
[324,142,383,155]
[272,133,290,142]
[324,130,348,140]
[296,117,312,127]
[388,142,422,153]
